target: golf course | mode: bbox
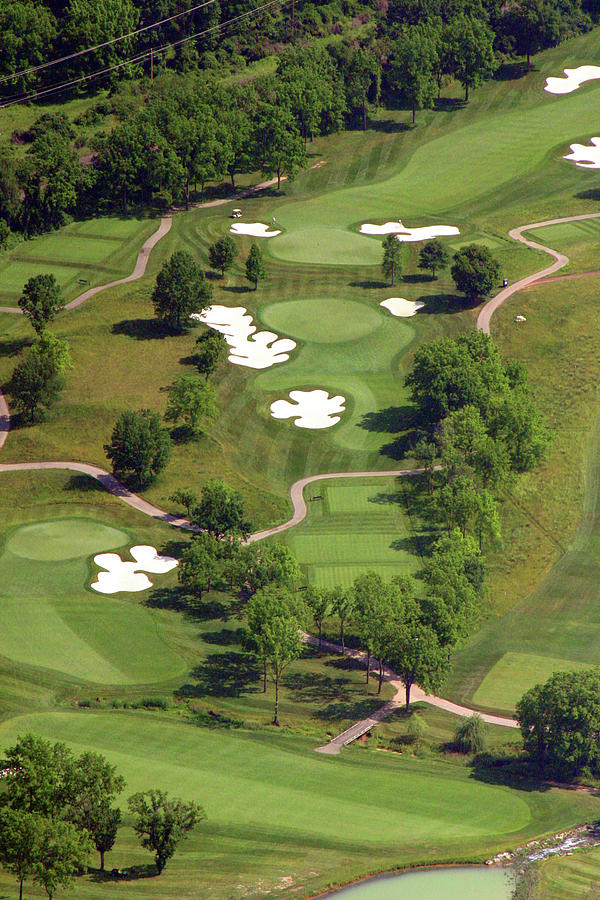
[3,16,600,898]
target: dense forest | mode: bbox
[0,0,599,240]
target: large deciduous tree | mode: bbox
[193,478,252,538]
[164,375,217,437]
[451,244,500,300]
[128,790,204,874]
[195,331,228,380]
[208,236,237,277]
[246,585,305,721]
[18,274,63,334]
[104,409,172,488]
[10,332,72,423]
[418,239,449,279]
[517,668,600,779]
[256,104,306,191]
[447,15,497,101]
[388,24,438,122]
[153,251,212,331]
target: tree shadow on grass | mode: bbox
[403,273,432,284]
[371,119,412,134]
[433,97,467,112]
[89,864,157,883]
[348,280,388,290]
[281,671,355,705]
[222,285,252,294]
[575,188,600,202]
[145,586,229,622]
[368,491,402,506]
[0,337,31,358]
[314,697,385,721]
[112,319,169,340]
[416,293,464,315]
[177,651,260,698]
[202,627,245,646]
[359,406,416,434]
[65,474,105,493]
[494,60,531,81]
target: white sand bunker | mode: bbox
[230,222,281,237]
[380,297,425,318]
[360,220,459,241]
[192,305,296,369]
[564,137,600,168]
[91,545,178,594]
[270,390,345,429]
[545,65,600,94]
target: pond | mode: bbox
[322,866,512,899]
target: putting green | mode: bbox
[473,652,591,711]
[5,518,128,561]
[269,225,383,266]
[260,297,382,344]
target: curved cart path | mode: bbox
[477,211,600,333]
[0,215,173,317]
[307,634,517,755]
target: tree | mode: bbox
[195,331,228,380]
[517,669,600,779]
[305,586,331,650]
[0,734,76,820]
[453,714,487,753]
[245,243,266,290]
[246,585,304,723]
[353,571,400,692]
[169,489,199,518]
[18,274,63,334]
[447,15,497,101]
[502,0,561,69]
[62,0,138,79]
[0,2,57,93]
[11,331,72,424]
[451,244,500,300]
[152,251,212,330]
[388,24,438,123]
[178,533,219,600]
[208,236,237,277]
[33,819,91,900]
[344,47,381,131]
[329,585,355,651]
[388,614,450,709]
[193,479,252,538]
[418,239,449,279]
[0,810,42,900]
[382,234,402,286]
[104,409,172,488]
[164,375,217,437]
[422,529,483,646]
[67,752,125,871]
[128,790,204,875]
[228,541,301,595]
[256,103,306,190]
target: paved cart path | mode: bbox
[2,207,595,737]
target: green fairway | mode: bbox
[260,296,383,343]
[270,224,384,266]
[0,710,595,899]
[0,216,156,306]
[6,517,127,561]
[538,844,600,898]
[473,652,592,711]
[280,477,427,588]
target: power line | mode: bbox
[0,0,289,109]
[0,0,220,88]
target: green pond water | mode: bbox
[325,866,511,899]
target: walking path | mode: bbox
[305,634,517,755]
[0,206,595,741]
[477,211,600,333]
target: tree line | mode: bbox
[0,734,203,898]
[2,0,599,241]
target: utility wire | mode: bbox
[0,0,220,88]
[0,0,288,109]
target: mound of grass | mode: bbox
[473,653,592,712]
[5,517,128,561]
[259,297,383,343]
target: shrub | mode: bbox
[454,714,487,753]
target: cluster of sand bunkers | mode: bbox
[92,545,178,594]
[544,65,600,169]
[197,218,460,431]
